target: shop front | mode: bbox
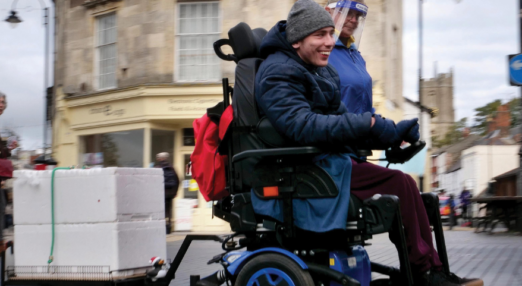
[52,84,231,232]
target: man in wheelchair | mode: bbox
[248,1,482,286]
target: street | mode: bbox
[167,230,522,286]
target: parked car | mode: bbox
[439,196,461,222]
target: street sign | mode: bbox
[509,53,522,86]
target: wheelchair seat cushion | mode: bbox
[251,153,353,233]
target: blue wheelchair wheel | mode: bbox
[247,268,294,286]
[235,253,314,286]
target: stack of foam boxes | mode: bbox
[12,168,167,278]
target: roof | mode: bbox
[444,134,481,154]
[473,135,517,146]
[446,161,461,173]
[433,134,481,156]
[404,97,435,116]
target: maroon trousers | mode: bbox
[350,159,442,273]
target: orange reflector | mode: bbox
[263,186,279,197]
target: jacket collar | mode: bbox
[335,37,357,50]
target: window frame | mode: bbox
[94,12,118,91]
[79,129,145,168]
[174,1,222,83]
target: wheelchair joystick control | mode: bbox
[372,194,382,200]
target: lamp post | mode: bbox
[4,0,51,159]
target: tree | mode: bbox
[471,99,502,135]
[433,117,468,148]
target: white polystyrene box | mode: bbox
[14,220,167,276]
[13,168,165,225]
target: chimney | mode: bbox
[462,127,470,138]
[496,104,511,137]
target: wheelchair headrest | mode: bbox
[214,22,267,63]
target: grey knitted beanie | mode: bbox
[286,0,335,44]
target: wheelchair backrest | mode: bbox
[214,23,268,194]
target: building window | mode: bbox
[150,129,175,167]
[96,13,117,90]
[176,2,221,82]
[81,129,144,167]
[183,128,195,146]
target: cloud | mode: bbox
[403,0,519,124]
[0,1,53,150]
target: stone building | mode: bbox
[52,0,404,232]
[420,69,455,141]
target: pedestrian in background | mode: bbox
[448,194,456,230]
[459,188,472,227]
[155,152,179,234]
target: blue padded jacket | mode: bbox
[252,21,373,232]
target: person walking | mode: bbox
[460,188,472,226]
[155,152,179,234]
[448,194,457,230]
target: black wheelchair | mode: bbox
[147,22,451,286]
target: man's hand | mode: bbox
[370,114,402,147]
[396,118,420,143]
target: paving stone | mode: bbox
[166,230,522,285]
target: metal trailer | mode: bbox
[0,235,225,286]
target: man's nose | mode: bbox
[325,34,335,47]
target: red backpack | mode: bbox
[190,105,233,202]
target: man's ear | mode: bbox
[292,41,301,49]
[325,7,331,13]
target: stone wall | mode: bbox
[55,0,403,113]
[421,69,455,140]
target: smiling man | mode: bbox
[253,0,413,237]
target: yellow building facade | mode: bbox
[52,0,404,232]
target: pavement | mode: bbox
[3,227,520,285]
[166,228,522,286]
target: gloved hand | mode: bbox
[396,118,420,143]
[370,114,402,147]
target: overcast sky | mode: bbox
[403,0,520,121]
[0,0,53,150]
[0,0,520,150]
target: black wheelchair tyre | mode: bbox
[235,253,314,286]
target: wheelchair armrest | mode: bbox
[232,146,322,163]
